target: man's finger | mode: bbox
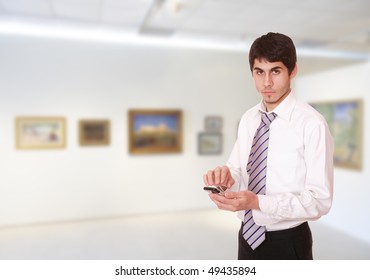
[224,191,239,199]
[205,170,215,185]
[219,165,227,184]
[213,166,222,185]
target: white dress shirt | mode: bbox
[227,92,334,231]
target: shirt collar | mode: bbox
[257,91,296,121]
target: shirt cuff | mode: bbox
[253,195,279,226]
[257,194,278,214]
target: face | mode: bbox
[252,59,297,112]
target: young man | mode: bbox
[203,32,334,260]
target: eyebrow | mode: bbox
[253,66,283,72]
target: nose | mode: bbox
[264,73,273,87]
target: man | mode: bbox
[203,32,334,260]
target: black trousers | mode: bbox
[238,222,313,260]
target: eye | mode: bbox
[272,69,280,74]
[254,70,263,75]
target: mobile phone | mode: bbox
[203,186,226,194]
[203,186,221,194]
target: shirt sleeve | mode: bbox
[253,121,334,226]
[226,137,242,192]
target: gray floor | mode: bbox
[0,209,369,260]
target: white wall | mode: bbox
[296,61,370,244]
[2,34,368,248]
[0,34,260,226]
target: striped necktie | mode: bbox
[243,112,277,250]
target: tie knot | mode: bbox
[261,112,277,126]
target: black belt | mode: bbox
[265,222,310,241]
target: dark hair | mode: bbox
[249,32,297,74]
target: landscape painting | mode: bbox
[128,109,182,154]
[310,99,363,170]
[79,119,110,146]
[16,116,66,150]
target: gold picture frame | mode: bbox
[79,119,110,146]
[128,109,182,154]
[310,99,363,170]
[16,116,66,149]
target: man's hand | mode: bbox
[203,165,235,189]
[208,190,260,212]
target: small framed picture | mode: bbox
[198,132,222,155]
[15,116,66,149]
[79,119,110,146]
[205,116,223,132]
[128,109,182,154]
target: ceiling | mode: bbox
[0,0,369,60]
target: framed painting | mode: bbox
[310,99,363,170]
[128,109,182,154]
[204,116,223,132]
[79,119,110,146]
[16,116,66,149]
[198,132,222,155]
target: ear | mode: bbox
[290,64,298,79]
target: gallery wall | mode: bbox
[296,61,370,244]
[0,34,260,226]
[1,33,369,248]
